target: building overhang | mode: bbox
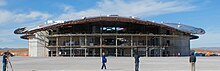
[14,16,205,39]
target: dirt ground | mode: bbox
[0,48,28,56]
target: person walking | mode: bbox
[2,50,13,71]
[189,52,196,71]
[134,51,140,71]
[2,53,8,71]
[101,52,107,70]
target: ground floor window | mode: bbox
[47,47,168,57]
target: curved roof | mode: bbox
[15,16,196,35]
[162,23,205,34]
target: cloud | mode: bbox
[15,11,53,22]
[0,0,6,6]
[0,29,27,48]
[57,0,196,20]
[58,4,75,12]
[191,32,220,47]
[0,10,52,24]
[0,29,16,42]
[0,10,13,24]
[190,25,220,47]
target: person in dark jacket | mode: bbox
[2,50,13,71]
[134,50,140,71]
[189,52,196,71]
[101,52,107,69]
[2,54,8,71]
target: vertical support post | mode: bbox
[100,48,102,57]
[116,48,118,57]
[131,36,133,46]
[70,36,72,57]
[116,35,118,57]
[160,36,162,57]
[85,48,87,57]
[56,47,58,57]
[93,48,95,56]
[85,36,87,46]
[131,48,133,57]
[100,35,102,57]
[56,37,59,57]
[160,47,162,57]
[131,35,133,57]
[146,35,148,57]
[100,35,102,46]
[73,48,74,57]
[99,35,102,46]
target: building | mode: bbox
[14,16,205,57]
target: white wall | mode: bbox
[29,36,37,57]
[28,31,48,57]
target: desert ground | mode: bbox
[0,57,220,71]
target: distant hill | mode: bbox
[0,48,28,56]
[192,47,220,51]
[0,48,20,50]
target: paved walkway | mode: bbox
[1,57,220,71]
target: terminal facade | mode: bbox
[14,16,205,57]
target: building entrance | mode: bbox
[133,48,146,56]
[87,48,100,57]
[117,48,131,57]
[48,51,56,57]
[59,48,70,56]
[102,48,116,56]
[73,48,86,57]
[47,47,150,57]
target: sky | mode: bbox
[0,0,219,48]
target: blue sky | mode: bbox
[0,0,219,48]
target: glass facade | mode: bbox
[46,22,177,57]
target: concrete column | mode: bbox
[116,35,118,57]
[160,47,162,57]
[146,35,148,57]
[131,36,133,46]
[85,48,87,57]
[73,48,75,57]
[146,47,148,57]
[93,48,95,56]
[100,48,102,57]
[100,35,102,57]
[85,36,87,46]
[160,36,162,57]
[100,35,102,46]
[131,48,133,57]
[70,37,72,57]
[116,48,118,57]
[56,37,59,57]
[56,47,58,57]
[131,35,133,57]
[116,36,118,46]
